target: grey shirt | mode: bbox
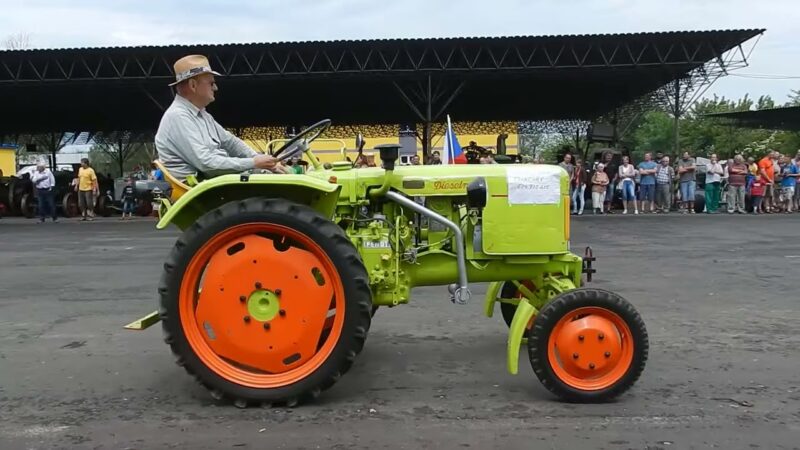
[678,158,696,183]
[558,162,575,177]
[155,95,257,181]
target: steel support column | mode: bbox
[393,75,466,159]
[673,79,680,156]
[424,75,432,159]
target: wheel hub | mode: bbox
[247,289,280,322]
[554,314,622,378]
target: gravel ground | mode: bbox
[0,214,798,450]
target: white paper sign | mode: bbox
[506,165,562,205]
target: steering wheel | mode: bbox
[273,119,332,162]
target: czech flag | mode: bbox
[442,115,466,164]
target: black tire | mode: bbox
[159,198,372,407]
[528,288,648,402]
[499,281,520,328]
[137,199,153,217]
[97,195,112,217]
[20,193,35,219]
[694,192,705,213]
[7,178,18,214]
[62,192,79,218]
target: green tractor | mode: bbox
[126,119,648,407]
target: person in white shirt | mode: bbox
[29,162,58,223]
[617,155,638,214]
[704,153,724,214]
[155,54,286,182]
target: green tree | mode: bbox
[785,90,800,106]
[628,111,674,158]
[89,131,155,177]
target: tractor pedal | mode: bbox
[123,310,161,330]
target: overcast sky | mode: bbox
[3,0,799,104]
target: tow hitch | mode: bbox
[582,246,596,282]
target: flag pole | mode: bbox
[446,114,453,163]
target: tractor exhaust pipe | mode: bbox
[385,191,471,305]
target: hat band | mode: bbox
[175,65,214,82]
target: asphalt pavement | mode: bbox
[1,214,799,449]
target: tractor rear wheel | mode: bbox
[159,198,372,407]
[62,192,79,217]
[527,288,648,402]
[20,193,35,218]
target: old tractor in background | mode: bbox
[3,166,116,218]
[126,119,648,407]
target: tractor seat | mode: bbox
[153,160,191,202]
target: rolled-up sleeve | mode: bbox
[169,112,255,173]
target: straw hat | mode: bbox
[169,54,222,86]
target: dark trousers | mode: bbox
[37,188,57,220]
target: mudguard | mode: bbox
[483,281,505,318]
[155,173,340,231]
[507,300,537,375]
[484,280,537,375]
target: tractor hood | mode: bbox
[368,164,569,198]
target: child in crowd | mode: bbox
[120,177,136,220]
[750,176,766,214]
[591,163,610,215]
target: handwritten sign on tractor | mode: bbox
[506,166,561,205]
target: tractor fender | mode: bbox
[507,300,536,375]
[483,281,505,318]
[156,174,341,231]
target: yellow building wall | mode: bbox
[244,133,519,164]
[0,147,16,176]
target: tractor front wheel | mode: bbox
[527,288,648,402]
[159,198,372,407]
[498,281,535,329]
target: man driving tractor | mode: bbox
[155,54,286,182]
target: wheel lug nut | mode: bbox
[275,289,282,296]
[572,353,579,359]
[589,363,595,370]
[243,315,251,323]
[598,333,605,340]
[263,323,270,330]
[279,309,286,317]
[605,351,611,358]
[239,295,246,303]
[578,335,584,341]
[255,282,262,289]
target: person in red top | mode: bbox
[750,175,767,214]
[757,150,778,213]
[571,158,588,215]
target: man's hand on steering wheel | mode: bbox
[254,154,281,170]
[273,119,331,162]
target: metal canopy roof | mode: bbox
[705,105,800,131]
[0,29,764,134]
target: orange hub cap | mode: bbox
[179,223,345,388]
[548,307,633,390]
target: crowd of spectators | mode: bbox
[558,149,800,215]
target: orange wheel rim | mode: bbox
[547,307,633,390]
[179,223,345,388]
